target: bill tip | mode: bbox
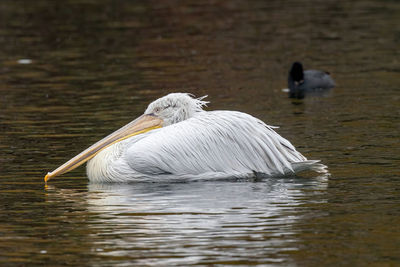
[44,173,50,183]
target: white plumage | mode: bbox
[86,93,327,182]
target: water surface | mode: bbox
[0,0,399,266]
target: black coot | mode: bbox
[288,62,335,99]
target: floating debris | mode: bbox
[17,59,32,64]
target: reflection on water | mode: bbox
[44,176,328,265]
[1,0,399,265]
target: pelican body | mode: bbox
[45,93,327,182]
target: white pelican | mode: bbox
[44,93,327,182]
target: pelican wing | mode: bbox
[124,111,309,179]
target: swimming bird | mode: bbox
[288,62,335,99]
[44,93,327,182]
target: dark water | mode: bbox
[1,0,399,265]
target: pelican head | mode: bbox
[44,93,208,182]
[145,93,208,126]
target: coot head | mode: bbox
[289,62,304,83]
[288,62,305,99]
